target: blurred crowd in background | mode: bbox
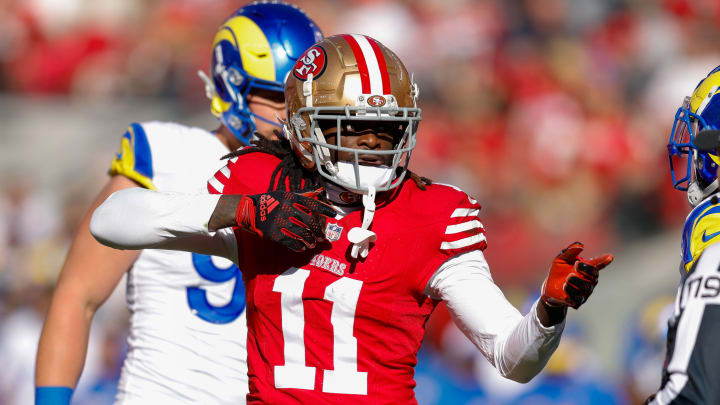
[1,0,720,404]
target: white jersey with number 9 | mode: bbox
[109,121,247,405]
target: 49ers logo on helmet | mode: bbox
[367,95,387,107]
[293,46,327,80]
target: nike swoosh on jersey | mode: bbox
[702,229,720,243]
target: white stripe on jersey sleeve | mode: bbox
[445,220,484,235]
[352,34,384,94]
[451,208,480,218]
[441,233,487,250]
[208,176,225,193]
[220,166,231,178]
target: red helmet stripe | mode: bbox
[351,34,386,95]
[366,36,391,94]
[341,34,371,94]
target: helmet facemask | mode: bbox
[668,96,720,206]
[209,45,286,144]
[289,103,421,194]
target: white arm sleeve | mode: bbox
[90,188,237,261]
[425,250,565,383]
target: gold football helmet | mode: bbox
[283,34,421,193]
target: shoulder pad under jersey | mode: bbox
[109,122,155,189]
[682,194,720,276]
[404,182,487,256]
[432,183,486,256]
[403,182,487,295]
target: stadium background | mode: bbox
[0,0,717,403]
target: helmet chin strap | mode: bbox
[334,162,395,191]
[323,182,377,259]
[347,186,377,259]
[331,162,396,258]
[688,178,719,207]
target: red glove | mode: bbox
[235,189,336,252]
[541,242,614,309]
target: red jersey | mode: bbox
[209,151,486,404]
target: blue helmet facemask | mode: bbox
[668,65,720,206]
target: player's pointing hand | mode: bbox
[540,242,614,309]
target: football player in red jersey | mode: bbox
[90,35,614,405]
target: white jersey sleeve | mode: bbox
[425,250,564,383]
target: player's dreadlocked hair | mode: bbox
[222,131,433,194]
[222,131,323,193]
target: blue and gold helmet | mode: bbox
[668,65,720,206]
[199,2,322,145]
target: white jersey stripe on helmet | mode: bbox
[351,34,384,95]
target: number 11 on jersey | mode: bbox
[273,268,367,395]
